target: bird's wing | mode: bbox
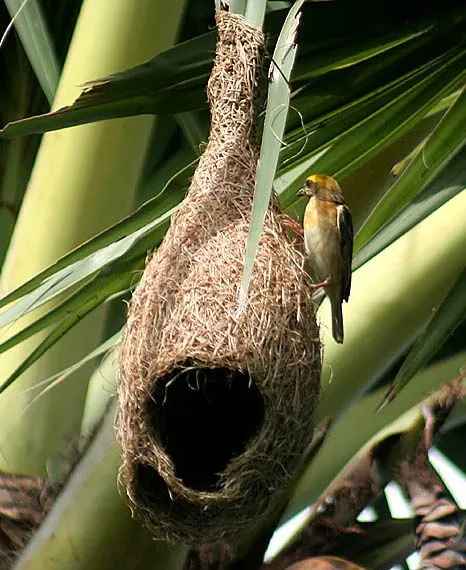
[337,204,353,302]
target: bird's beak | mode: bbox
[297,187,306,196]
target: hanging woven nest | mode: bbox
[117,10,321,544]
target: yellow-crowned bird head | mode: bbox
[297,174,345,204]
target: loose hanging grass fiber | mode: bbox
[117,10,321,544]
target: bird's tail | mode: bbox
[330,298,344,344]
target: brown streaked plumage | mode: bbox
[297,174,353,343]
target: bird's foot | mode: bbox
[279,214,304,238]
[310,278,330,289]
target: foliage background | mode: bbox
[0,0,464,568]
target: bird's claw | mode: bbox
[280,214,304,237]
[310,278,330,289]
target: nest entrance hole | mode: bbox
[148,366,265,492]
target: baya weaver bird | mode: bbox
[297,174,353,344]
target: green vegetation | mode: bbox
[0,0,464,568]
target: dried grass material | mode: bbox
[117,10,321,544]
[0,472,58,569]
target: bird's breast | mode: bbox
[303,198,341,285]
[304,197,337,226]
